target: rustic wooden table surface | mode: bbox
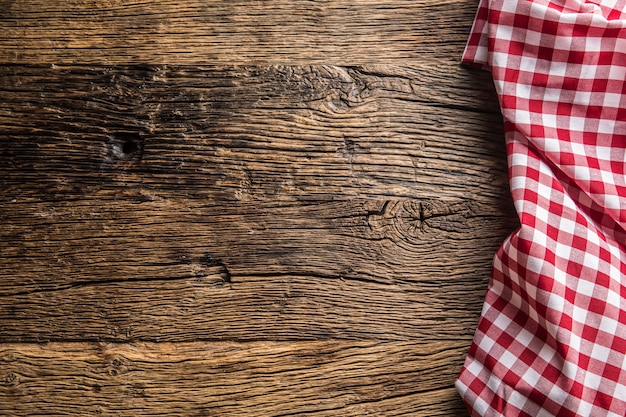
[0,1,519,415]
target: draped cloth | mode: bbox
[456,0,626,415]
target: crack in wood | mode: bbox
[2,273,224,298]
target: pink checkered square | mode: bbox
[457,0,626,415]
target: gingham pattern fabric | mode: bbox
[456,0,626,415]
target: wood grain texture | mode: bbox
[0,65,516,346]
[0,65,504,202]
[0,1,510,414]
[1,196,515,296]
[0,0,477,65]
[1,341,468,416]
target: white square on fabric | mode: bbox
[480,333,497,354]
[491,51,511,69]
[573,165,592,181]
[608,62,626,80]
[508,390,536,414]
[585,36,604,53]
[525,254,545,275]
[559,216,577,235]
[545,379,571,408]
[493,311,515,333]
[569,116,587,131]
[542,114,559,130]
[568,331,583,354]
[543,87,563,103]
[574,90,592,105]
[534,202,551,224]
[516,109,532,126]
[576,278,595,297]
[597,119,616,134]
[603,93,622,108]
[590,342,612,364]
[552,267,569,289]
[554,34,573,51]
[612,382,626,402]
[496,24,515,43]
[572,304,590,326]
[605,289,621,310]
[521,366,541,386]
[547,292,566,313]
[548,61,568,78]
[580,250,600,270]
[570,141,586,156]
[603,193,621,210]
[500,350,520,370]
[596,145,613,162]
[575,397,597,417]
[534,229,549,248]
[599,166,614,182]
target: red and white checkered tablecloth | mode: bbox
[456,0,626,415]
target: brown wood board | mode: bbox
[1,0,477,65]
[0,1,514,415]
[1,341,469,416]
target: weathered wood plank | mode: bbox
[0,197,516,341]
[0,64,499,113]
[0,65,504,203]
[0,0,479,65]
[2,273,485,342]
[1,197,514,290]
[0,341,469,416]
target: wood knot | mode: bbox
[103,132,145,168]
[365,199,477,242]
[4,372,18,387]
[107,356,128,376]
